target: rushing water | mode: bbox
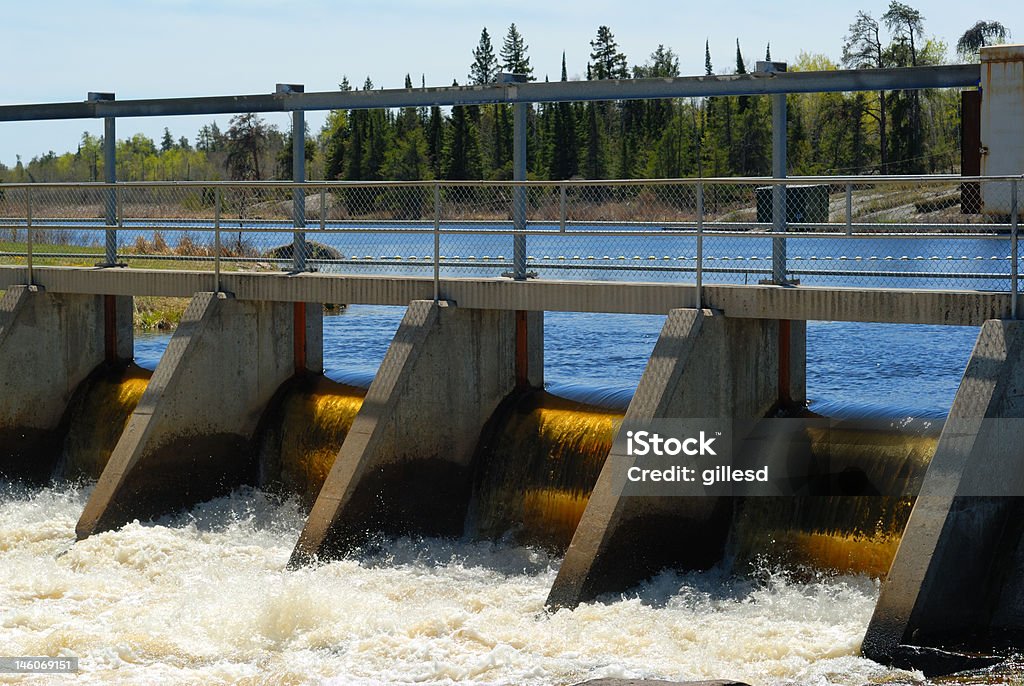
[6,306,987,685]
[1,484,911,686]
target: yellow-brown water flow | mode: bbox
[255,375,365,504]
[59,363,152,480]
[55,366,936,577]
[470,389,937,576]
[731,424,936,577]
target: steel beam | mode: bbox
[278,84,306,271]
[1,65,980,122]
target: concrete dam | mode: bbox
[4,44,1024,684]
[1,278,1021,678]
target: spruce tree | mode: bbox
[548,52,579,180]
[500,24,533,79]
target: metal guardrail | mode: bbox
[0,176,1020,314]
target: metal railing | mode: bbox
[0,175,1020,310]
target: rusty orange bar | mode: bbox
[293,302,307,373]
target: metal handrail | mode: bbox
[1,174,1023,190]
[2,176,1020,312]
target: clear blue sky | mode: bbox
[2,0,1019,167]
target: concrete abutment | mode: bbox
[0,286,131,481]
[546,309,805,609]
[76,292,322,538]
[290,300,543,564]
[864,319,1024,670]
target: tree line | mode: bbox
[0,7,1011,186]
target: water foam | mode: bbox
[0,483,918,685]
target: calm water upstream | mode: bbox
[1,305,989,685]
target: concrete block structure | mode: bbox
[0,286,131,481]
[76,293,321,538]
[290,300,542,563]
[547,309,804,608]
[864,319,1024,668]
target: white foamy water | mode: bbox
[0,483,922,686]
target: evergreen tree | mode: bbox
[957,20,1010,60]
[442,81,481,179]
[500,23,533,79]
[548,52,579,180]
[322,110,347,180]
[160,128,174,152]
[589,26,628,80]
[427,105,444,177]
[225,113,270,180]
[470,28,499,85]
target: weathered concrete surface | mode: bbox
[0,265,1014,325]
[76,292,320,538]
[290,300,542,563]
[0,286,131,481]
[547,309,799,608]
[863,319,1024,666]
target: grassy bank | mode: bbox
[133,298,346,332]
[134,296,190,331]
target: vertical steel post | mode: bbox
[501,73,529,280]
[433,183,441,303]
[104,115,117,265]
[845,182,853,236]
[758,62,787,284]
[26,186,33,285]
[1012,180,1019,320]
[513,100,527,280]
[696,181,704,309]
[214,187,222,293]
[278,84,306,271]
[559,183,567,232]
[320,187,326,233]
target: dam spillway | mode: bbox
[0,287,1018,683]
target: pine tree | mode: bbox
[160,128,174,152]
[589,26,628,80]
[500,23,533,79]
[470,28,499,85]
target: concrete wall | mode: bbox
[290,300,543,564]
[0,286,131,481]
[864,319,1024,666]
[76,292,319,538]
[547,309,801,608]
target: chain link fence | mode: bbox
[0,177,1019,294]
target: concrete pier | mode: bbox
[0,286,131,481]
[290,300,542,564]
[76,292,321,538]
[547,309,803,608]
[863,319,1024,667]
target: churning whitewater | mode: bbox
[0,482,915,686]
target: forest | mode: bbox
[0,5,1011,185]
